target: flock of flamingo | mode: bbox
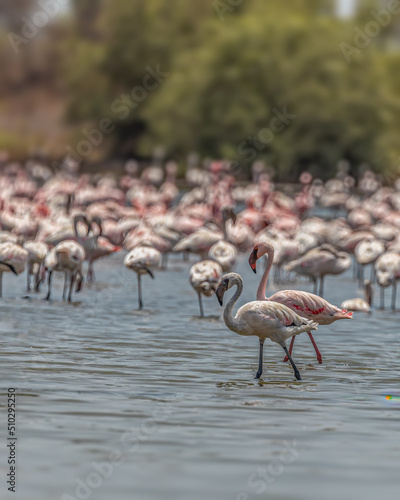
[1,159,399,380]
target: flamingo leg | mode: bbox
[319,276,324,297]
[370,266,375,281]
[283,335,296,362]
[35,265,42,292]
[45,270,52,300]
[352,258,357,279]
[255,340,264,379]
[27,264,31,292]
[380,286,384,310]
[62,272,68,300]
[307,332,322,364]
[391,282,397,311]
[313,279,318,294]
[359,265,364,287]
[282,346,302,381]
[198,292,204,317]
[0,272,2,298]
[137,273,143,310]
[68,273,75,303]
[161,253,169,270]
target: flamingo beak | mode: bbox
[249,247,258,274]
[216,280,228,306]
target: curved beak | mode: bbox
[248,247,258,274]
[216,282,228,306]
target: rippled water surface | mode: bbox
[1,254,399,500]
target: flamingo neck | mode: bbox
[223,280,243,333]
[257,248,273,301]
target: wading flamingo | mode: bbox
[249,242,353,364]
[215,273,318,380]
[124,246,161,309]
[84,217,121,282]
[44,240,85,302]
[354,237,385,284]
[189,260,222,317]
[0,242,28,298]
[208,206,237,271]
[374,252,400,310]
[23,241,48,291]
[285,244,351,296]
[45,214,91,247]
[341,280,373,312]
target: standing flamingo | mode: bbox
[285,244,351,296]
[249,242,353,364]
[124,246,161,309]
[208,206,237,271]
[189,260,222,317]
[23,241,48,291]
[215,273,318,380]
[0,242,28,298]
[44,240,85,302]
[84,217,121,282]
[374,252,400,310]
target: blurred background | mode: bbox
[0,0,399,180]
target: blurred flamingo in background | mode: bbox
[341,280,373,312]
[124,246,161,309]
[0,242,28,298]
[23,240,48,291]
[285,244,352,296]
[189,260,222,317]
[44,240,85,302]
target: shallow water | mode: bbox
[1,253,399,500]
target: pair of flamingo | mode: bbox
[216,241,353,380]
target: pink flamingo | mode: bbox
[248,242,353,364]
[215,272,318,380]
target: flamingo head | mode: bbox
[249,245,259,273]
[249,241,274,273]
[215,273,241,306]
[216,277,229,305]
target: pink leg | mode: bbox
[307,332,322,364]
[283,336,296,362]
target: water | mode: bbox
[1,253,399,500]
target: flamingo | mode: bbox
[354,237,385,283]
[0,242,28,298]
[341,280,373,312]
[84,217,121,282]
[285,244,352,296]
[249,242,353,364]
[44,240,85,302]
[44,214,91,247]
[215,273,318,380]
[23,241,48,291]
[124,246,161,309]
[374,252,400,310]
[189,260,222,317]
[208,206,237,271]
[173,225,223,259]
